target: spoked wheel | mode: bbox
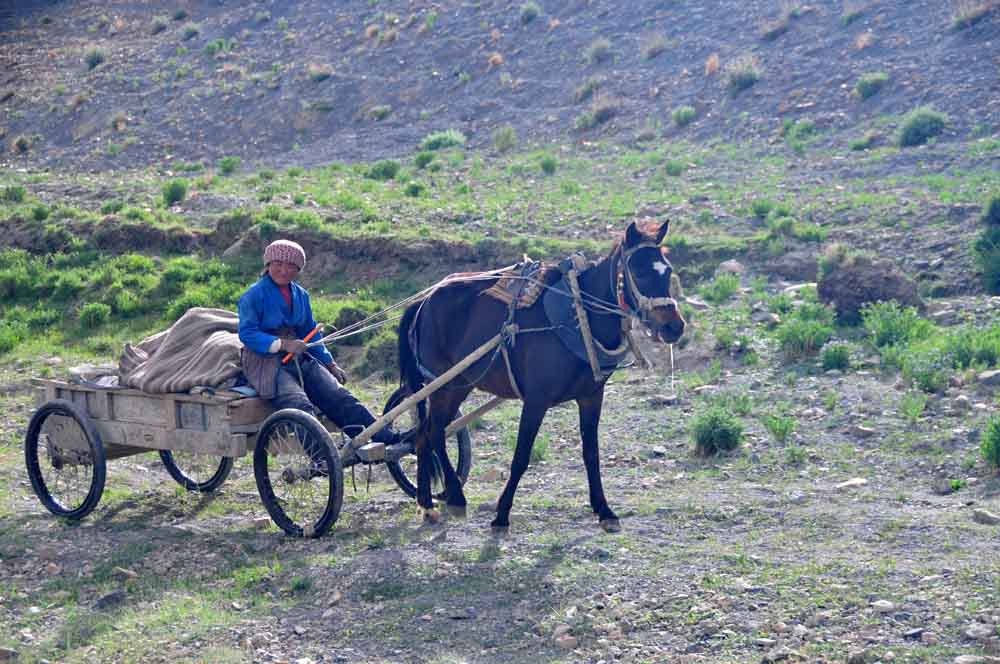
[159,450,234,492]
[253,409,343,538]
[382,385,473,500]
[24,399,107,520]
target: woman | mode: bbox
[238,239,406,448]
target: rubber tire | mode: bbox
[253,409,343,538]
[24,399,107,520]
[382,385,474,500]
[159,451,234,493]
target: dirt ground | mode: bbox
[2,293,1000,664]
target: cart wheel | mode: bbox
[382,386,473,500]
[253,409,343,538]
[24,399,107,520]
[159,450,234,493]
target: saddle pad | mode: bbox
[481,260,550,309]
[542,276,626,377]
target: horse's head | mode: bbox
[618,220,686,343]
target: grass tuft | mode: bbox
[692,407,743,456]
[897,107,947,147]
[725,55,761,94]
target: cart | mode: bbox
[24,378,475,538]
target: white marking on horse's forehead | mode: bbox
[652,261,669,275]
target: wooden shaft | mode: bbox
[348,332,504,448]
[445,396,506,436]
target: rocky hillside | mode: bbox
[1,0,998,171]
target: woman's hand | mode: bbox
[326,361,347,384]
[279,338,309,356]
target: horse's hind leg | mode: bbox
[577,391,620,532]
[429,387,473,517]
[492,401,548,532]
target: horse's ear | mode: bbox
[624,221,642,247]
[655,219,670,245]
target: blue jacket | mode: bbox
[237,275,334,365]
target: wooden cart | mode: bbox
[25,379,473,537]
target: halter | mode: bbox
[613,242,677,324]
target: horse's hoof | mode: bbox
[599,518,621,533]
[490,524,509,537]
[444,503,467,518]
[421,508,442,524]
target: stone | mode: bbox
[872,600,896,613]
[932,479,957,496]
[817,251,922,324]
[965,623,996,640]
[253,516,272,529]
[648,393,680,406]
[782,283,816,295]
[847,648,874,664]
[835,477,868,490]
[93,589,127,611]
[683,296,710,311]
[481,468,503,482]
[293,625,306,636]
[761,646,799,663]
[716,260,746,276]
[978,370,1000,387]
[847,425,877,439]
[649,446,668,457]
[552,624,572,639]
[973,509,1000,526]
[0,648,17,661]
[112,566,138,580]
[903,627,925,639]
[554,634,577,649]
[954,395,972,411]
[921,631,939,645]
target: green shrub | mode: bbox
[520,1,541,24]
[366,160,400,181]
[31,204,49,221]
[691,406,743,456]
[861,301,933,348]
[370,104,392,120]
[672,105,696,127]
[849,130,879,151]
[574,76,603,103]
[899,390,927,422]
[162,179,189,206]
[902,346,948,393]
[414,151,434,169]
[776,318,834,358]
[203,38,234,56]
[13,136,30,154]
[750,199,774,219]
[181,22,201,40]
[173,9,188,21]
[665,160,686,177]
[584,37,612,65]
[331,304,379,346]
[539,154,558,175]
[404,181,425,197]
[982,416,1000,470]
[974,225,1000,294]
[897,107,947,147]
[0,320,26,354]
[100,200,124,215]
[218,156,241,175]
[953,1,994,30]
[1,185,26,203]
[79,302,112,329]
[357,330,398,379]
[726,55,760,94]
[855,72,889,100]
[84,47,106,70]
[420,129,465,151]
[761,413,795,444]
[699,273,739,303]
[821,342,851,371]
[981,192,1000,227]
[492,125,517,153]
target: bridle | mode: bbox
[612,242,677,326]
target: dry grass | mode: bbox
[380,28,398,44]
[487,52,504,70]
[307,63,333,82]
[364,24,379,40]
[109,111,127,132]
[854,30,876,49]
[548,17,561,31]
[704,52,720,76]
[640,33,668,60]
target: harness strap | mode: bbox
[498,324,524,400]
[566,266,605,383]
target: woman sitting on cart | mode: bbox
[238,239,408,447]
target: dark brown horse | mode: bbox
[397,221,685,531]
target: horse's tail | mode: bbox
[397,301,427,423]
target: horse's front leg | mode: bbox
[578,390,620,532]
[492,402,548,532]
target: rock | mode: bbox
[954,657,989,664]
[481,468,503,482]
[649,393,680,406]
[253,516,272,529]
[954,395,972,411]
[847,648,874,664]
[293,625,306,635]
[683,296,710,311]
[792,624,809,638]
[817,250,923,324]
[0,647,18,661]
[761,646,799,663]
[755,638,777,647]
[648,446,668,457]
[93,589,127,611]
[44,357,63,366]
[554,634,577,649]
[978,370,1000,387]
[973,509,1000,525]
[552,624,572,639]
[872,599,896,613]
[965,623,996,640]
[932,479,957,496]
[782,283,816,295]
[835,477,868,490]
[921,631,939,645]
[716,260,746,276]
[321,608,335,619]
[903,627,925,639]
[847,425,877,439]
[112,566,138,580]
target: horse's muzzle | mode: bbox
[649,301,685,343]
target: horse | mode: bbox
[396,220,685,532]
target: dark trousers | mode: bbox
[273,356,397,444]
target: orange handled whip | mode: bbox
[281,323,323,364]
